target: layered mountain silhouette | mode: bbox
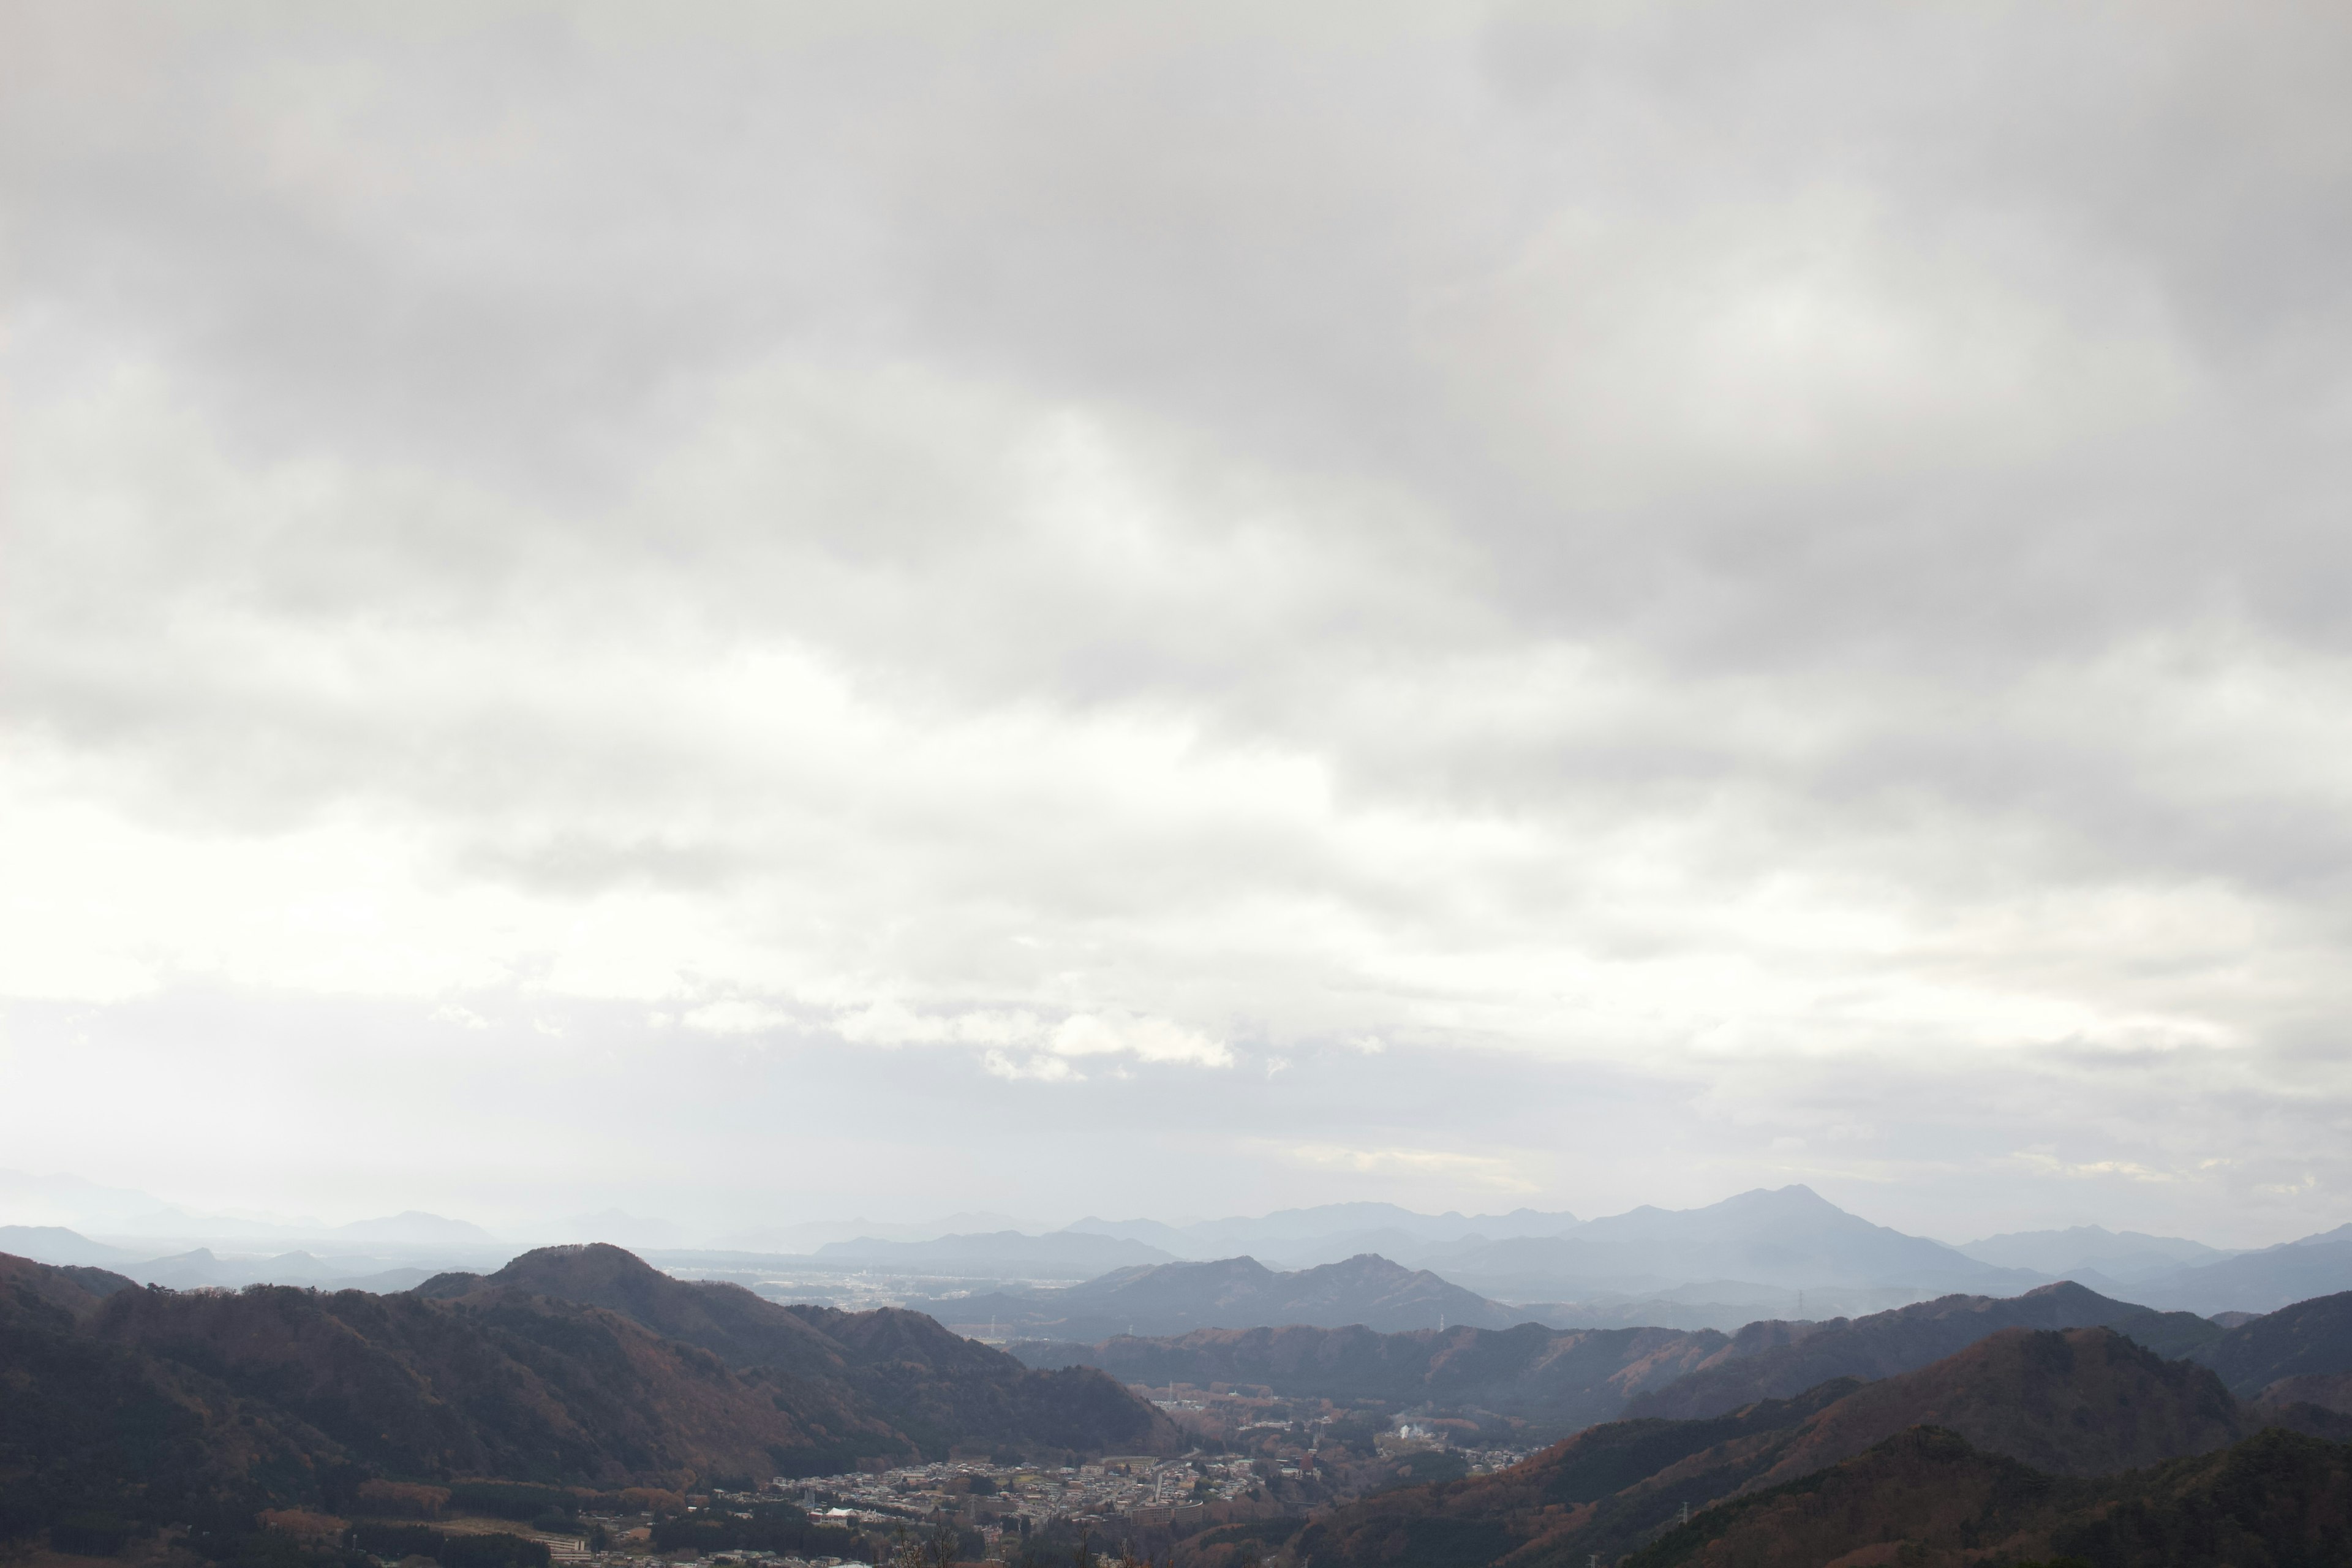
[2123,1231,2352,1314]
[1957,1222,2233,1281]
[1015,1280,2224,1437]
[2185,1287,2352,1397]
[17,1186,2347,1320]
[925,1253,1523,1338]
[1015,1320,1731,1434]
[1621,1281,2218,1419]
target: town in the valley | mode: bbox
[514,1385,1529,1568]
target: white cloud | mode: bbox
[680,1000,794,1036]
[981,1050,1078,1084]
[1047,1012,1232,1069]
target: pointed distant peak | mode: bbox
[1743,1183,1833,1206]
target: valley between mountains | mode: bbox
[7,1234,2352,1568]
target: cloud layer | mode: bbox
[4,1,2350,1241]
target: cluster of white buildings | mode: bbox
[787,1456,1271,1548]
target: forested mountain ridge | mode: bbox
[1014,1280,2218,1439]
[1619,1280,2215,1419]
[1281,1325,2352,1568]
[2185,1287,2352,1396]
[91,1275,850,1483]
[419,1243,1178,1461]
[1616,1425,2352,1568]
[0,1244,1175,1559]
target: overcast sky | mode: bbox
[5,1,2351,1247]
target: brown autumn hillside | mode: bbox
[1,1254,360,1509]
[92,1275,864,1485]
[1618,1424,2352,1568]
[6,1240,1177,1517]
[422,1244,1180,1462]
[2187,1287,2352,1395]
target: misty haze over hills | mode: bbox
[10,1170,2351,1325]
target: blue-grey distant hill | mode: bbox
[1393,1186,2044,1299]
[914,1252,1525,1338]
[2124,1229,2352,1315]
[1957,1223,2236,1282]
[0,1224,138,1267]
[1063,1189,2040,1299]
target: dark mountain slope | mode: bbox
[420,1243,848,1376]
[91,1280,838,1483]
[1016,1320,1730,1434]
[0,1251,135,1322]
[1287,1379,1865,1568]
[421,1244,1177,1461]
[1623,1280,2195,1419]
[783,1302,1177,1457]
[0,1255,356,1540]
[1738,1324,2244,1484]
[2187,1288,2352,1395]
[1616,1425,2352,1568]
[1288,1327,2254,1568]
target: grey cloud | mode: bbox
[5,1,2351,1234]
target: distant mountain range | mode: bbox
[1956,1221,2236,1280]
[1621,1283,2221,1420]
[9,1178,2352,1322]
[1389,1186,2038,1296]
[1066,1204,1585,1267]
[0,1229,446,1292]
[810,1188,2352,1318]
[1012,1280,2230,1436]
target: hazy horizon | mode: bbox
[7,4,2352,1251]
[0,1163,2313,1256]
